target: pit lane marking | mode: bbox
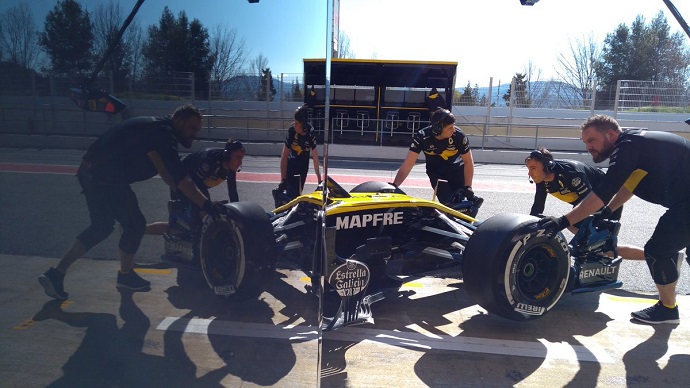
[155,317,612,364]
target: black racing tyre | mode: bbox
[199,202,276,298]
[463,213,571,321]
[350,181,404,194]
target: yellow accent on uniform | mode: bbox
[424,148,458,161]
[551,192,579,203]
[291,133,307,155]
[203,177,225,188]
[623,169,648,192]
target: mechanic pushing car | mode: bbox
[144,138,246,236]
[525,146,651,262]
[537,114,689,324]
[275,104,321,204]
[392,108,477,205]
[38,105,227,300]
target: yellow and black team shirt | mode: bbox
[530,160,605,216]
[82,116,185,185]
[409,126,471,169]
[594,129,690,209]
[284,124,317,167]
[182,148,238,202]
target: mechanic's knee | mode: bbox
[77,224,115,250]
[644,253,680,285]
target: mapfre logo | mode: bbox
[335,211,403,230]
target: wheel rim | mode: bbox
[515,244,560,302]
[206,227,240,281]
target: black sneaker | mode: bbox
[116,271,151,290]
[38,267,69,300]
[631,301,680,324]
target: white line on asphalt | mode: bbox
[156,317,612,364]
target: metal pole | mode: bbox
[613,80,621,119]
[590,80,597,115]
[317,2,335,385]
[507,76,516,140]
[280,73,285,130]
[663,0,690,39]
[483,77,493,150]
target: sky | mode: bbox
[3,0,690,88]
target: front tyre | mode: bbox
[463,213,570,321]
[200,202,275,298]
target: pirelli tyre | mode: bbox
[462,213,570,321]
[199,202,276,298]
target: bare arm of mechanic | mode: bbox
[177,177,209,207]
[564,192,605,226]
[311,148,322,183]
[392,150,419,187]
[607,186,634,212]
[147,151,208,208]
[462,150,475,187]
[279,145,289,180]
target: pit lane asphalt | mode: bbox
[1,148,689,386]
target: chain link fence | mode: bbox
[1,66,688,152]
[0,68,306,103]
[615,80,690,113]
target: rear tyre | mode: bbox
[463,213,570,321]
[199,202,276,298]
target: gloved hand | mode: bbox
[537,215,570,236]
[591,206,613,228]
[463,186,475,201]
[388,182,398,188]
[316,180,324,191]
[202,200,226,220]
[277,179,288,192]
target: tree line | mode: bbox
[2,2,688,107]
[460,12,690,109]
[0,0,279,100]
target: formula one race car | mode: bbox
[160,177,623,330]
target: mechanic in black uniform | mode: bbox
[145,138,246,235]
[526,147,610,218]
[278,104,321,200]
[38,105,224,300]
[538,114,690,324]
[392,108,476,205]
[425,87,447,112]
[526,146,646,261]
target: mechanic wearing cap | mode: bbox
[39,105,221,299]
[145,137,246,235]
[537,114,690,324]
[278,104,321,200]
[392,108,475,205]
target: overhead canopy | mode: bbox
[304,58,458,89]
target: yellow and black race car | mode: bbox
[163,177,623,330]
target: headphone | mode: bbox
[223,139,245,159]
[431,108,452,136]
[294,104,309,126]
[527,149,555,173]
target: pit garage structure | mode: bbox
[303,58,458,146]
